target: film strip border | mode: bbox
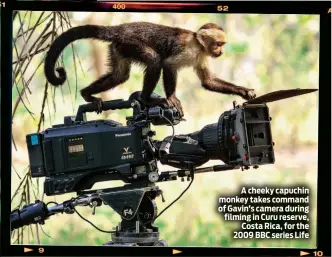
[6,1,331,14]
[5,245,328,256]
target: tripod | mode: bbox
[102,186,167,246]
[88,163,236,246]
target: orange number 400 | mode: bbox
[113,3,126,10]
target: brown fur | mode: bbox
[199,23,224,31]
[44,22,255,117]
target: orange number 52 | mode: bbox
[217,5,229,12]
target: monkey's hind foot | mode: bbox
[141,96,169,108]
[81,91,103,114]
[240,88,256,100]
[91,97,103,114]
[167,96,184,117]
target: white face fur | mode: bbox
[196,28,227,57]
[163,28,227,70]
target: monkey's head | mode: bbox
[196,23,227,58]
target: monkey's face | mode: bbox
[209,41,226,58]
[196,27,227,58]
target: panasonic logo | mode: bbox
[115,133,131,137]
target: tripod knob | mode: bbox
[149,172,159,183]
[161,192,165,202]
[91,200,100,215]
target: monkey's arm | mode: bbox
[195,64,256,100]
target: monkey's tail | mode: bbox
[44,25,116,86]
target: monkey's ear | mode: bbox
[196,29,211,50]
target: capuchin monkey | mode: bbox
[44,22,256,116]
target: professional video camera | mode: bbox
[11,88,317,246]
[25,90,278,195]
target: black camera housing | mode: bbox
[26,92,182,195]
[27,121,146,177]
[26,91,277,196]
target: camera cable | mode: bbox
[120,175,194,232]
[152,173,194,223]
[147,114,193,221]
[72,207,117,233]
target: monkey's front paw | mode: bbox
[240,89,256,100]
[167,96,184,117]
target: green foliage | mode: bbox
[226,42,249,54]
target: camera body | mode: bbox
[27,121,147,176]
[26,91,275,196]
[27,119,157,195]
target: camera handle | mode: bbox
[75,99,141,122]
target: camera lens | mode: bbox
[190,114,227,163]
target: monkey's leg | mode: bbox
[80,71,131,112]
[117,41,167,107]
[138,48,167,107]
[162,63,184,117]
[80,75,119,113]
[80,51,131,112]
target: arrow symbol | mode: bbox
[173,249,182,255]
[24,247,33,253]
[300,251,310,256]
